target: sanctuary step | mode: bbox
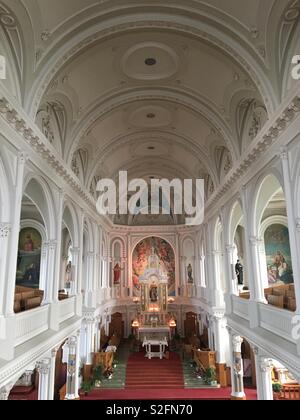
[125,351,184,390]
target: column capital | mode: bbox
[249,236,263,246]
[232,335,244,352]
[280,147,288,161]
[0,383,14,400]
[49,240,58,250]
[0,223,12,238]
[37,358,51,375]
[259,358,273,373]
[18,151,29,165]
[51,347,59,358]
[226,244,235,252]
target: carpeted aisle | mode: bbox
[125,352,184,390]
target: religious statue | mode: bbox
[65,261,72,289]
[150,284,158,302]
[187,264,194,284]
[113,263,123,285]
[235,260,244,285]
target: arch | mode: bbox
[62,201,79,246]
[252,173,284,237]
[20,220,47,243]
[132,236,176,297]
[228,200,244,245]
[0,153,11,222]
[259,216,289,239]
[23,175,56,239]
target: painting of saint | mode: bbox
[16,228,42,289]
[187,264,194,284]
[150,285,158,302]
[264,225,293,286]
[113,263,123,285]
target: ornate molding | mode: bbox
[207,95,300,211]
[0,223,11,238]
[36,359,51,375]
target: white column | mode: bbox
[43,241,57,304]
[225,245,238,295]
[212,314,227,364]
[180,256,187,296]
[85,318,96,365]
[254,351,274,401]
[39,242,49,294]
[37,359,51,400]
[229,333,246,399]
[65,336,80,400]
[71,248,80,296]
[249,237,267,303]
[280,149,300,313]
[48,348,58,400]
[5,152,27,315]
[200,254,206,288]
[0,223,11,315]
[0,383,13,401]
[74,331,81,399]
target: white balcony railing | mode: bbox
[258,303,295,343]
[59,297,76,324]
[15,305,49,346]
[232,296,249,321]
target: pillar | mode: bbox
[0,383,13,400]
[65,335,80,400]
[71,248,80,296]
[252,347,273,401]
[5,152,27,315]
[37,359,51,400]
[225,245,238,296]
[229,333,246,400]
[280,149,300,313]
[43,240,58,304]
[212,314,228,387]
[0,223,11,316]
[249,237,267,303]
[48,348,58,400]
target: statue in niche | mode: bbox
[113,263,123,285]
[187,264,194,284]
[235,260,244,285]
[65,261,73,289]
[150,284,158,303]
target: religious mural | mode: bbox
[132,237,176,296]
[264,224,293,286]
[16,228,42,288]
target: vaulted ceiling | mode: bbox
[1,0,300,221]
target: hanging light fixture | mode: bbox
[169,319,177,328]
[132,319,140,328]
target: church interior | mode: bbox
[0,0,300,401]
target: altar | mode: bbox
[133,244,176,358]
[142,336,169,360]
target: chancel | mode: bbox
[0,0,300,402]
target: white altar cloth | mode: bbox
[142,337,169,360]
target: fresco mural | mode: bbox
[132,237,176,296]
[16,228,42,288]
[264,224,293,286]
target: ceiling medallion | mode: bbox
[145,58,157,66]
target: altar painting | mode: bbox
[16,228,42,288]
[132,237,175,297]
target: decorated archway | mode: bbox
[132,237,176,297]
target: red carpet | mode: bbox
[125,352,184,390]
[81,388,257,400]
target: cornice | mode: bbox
[206,92,300,215]
[0,96,112,231]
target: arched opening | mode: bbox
[229,201,248,298]
[214,218,226,295]
[182,238,196,297]
[14,177,53,313]
[255,174,295,311]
